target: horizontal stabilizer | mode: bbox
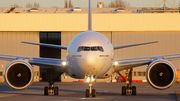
[113,41,158,50]
[22,41,67,50]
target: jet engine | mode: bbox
[4,59,34,90]
[146,59,177,89]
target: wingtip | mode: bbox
[150,41,158,43]
[21,41,26,43]
[21,41,33,44]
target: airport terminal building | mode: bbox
[0,6,180,82]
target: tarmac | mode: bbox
[0,82,180,101]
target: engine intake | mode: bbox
[146,59,177,89]
[4,60,34,90]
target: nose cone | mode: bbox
[84,53,98,68]
[76,52,99,76]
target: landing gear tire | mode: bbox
[119,69,138,96]
[122,86,126,95]
[44,86,49,95]
[132,86,136,95]
[86,89,90,97]
[54,86,59,96]
[92,89,96,97]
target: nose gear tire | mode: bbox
[86,89,90,97]
[92,89,96,97]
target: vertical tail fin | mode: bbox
[88,0,92,31]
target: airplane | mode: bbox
[0,0,180,97]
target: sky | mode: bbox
[0,0,180,8]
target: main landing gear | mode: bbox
[44,83,59,96]
[44,69,60,96]
[85,76,96,97]
[118,69,136,95]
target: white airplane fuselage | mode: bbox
[67,31,114,79]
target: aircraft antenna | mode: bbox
[88,0,92,31]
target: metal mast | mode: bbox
[88,0,92,31]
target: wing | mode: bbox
[113,53,180,72]
[22,41,67,50]
[113,41,158,50]
[0,54,67,71]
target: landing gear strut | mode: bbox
[118,69,136,95]
[44,83,59,96]
[85,76,96,97]
[44,69,59,96]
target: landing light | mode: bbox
[91,76,94,81]
[86,77,90,82]
[86,76,95,82]
[114,61,118,66]
[62,61,67,66]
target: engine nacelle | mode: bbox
[4,59,34,90]
[146,59,177,89]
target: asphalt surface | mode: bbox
[0,82,179,101]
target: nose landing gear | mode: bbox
[85,76,96,97]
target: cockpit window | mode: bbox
[84,47,90,51]
[91,47,98,51]
[77,46,104,52]
[77,46,84,52]
[97,46,104,52]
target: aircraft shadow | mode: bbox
[0,86,177,101]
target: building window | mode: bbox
[138,72,146,76]
[34,71,39,76]
[0,72,2,76]
[133,72,136,76]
